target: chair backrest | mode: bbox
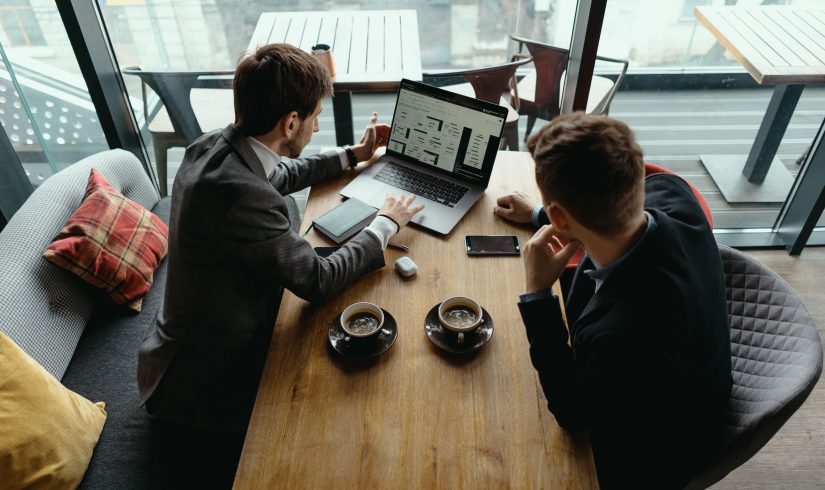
[122,68,234,143]
[509,34,629,118]
[687,245,823,489]
[424,57,533,107]
[510,34,569,119]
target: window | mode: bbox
[0,2,46,47]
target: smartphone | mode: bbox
[465,235,520,256]
[314,246,340,258]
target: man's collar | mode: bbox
[584,211,657,282]
[220,125,268,180]
[245,136,281,180]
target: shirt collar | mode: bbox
[245,136,280,180]
[583,211,657,286]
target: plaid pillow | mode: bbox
[43,168,168,312]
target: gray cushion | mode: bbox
[0,149,159,379]
[688,245,822,488]
[61,197,171,489]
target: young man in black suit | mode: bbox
[495,113,732,489]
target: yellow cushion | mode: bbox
[0,331,106,489]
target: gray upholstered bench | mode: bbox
[0,148,302,489]
[0,150,176,487]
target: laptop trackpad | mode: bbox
[363,184,393,209]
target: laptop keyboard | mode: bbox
[373,163,469,208]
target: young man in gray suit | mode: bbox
[138,43,423,439]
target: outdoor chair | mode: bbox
[685,245,822,488]
[423,57,533,151]
[122,68,234,196]
[509,34,629,140]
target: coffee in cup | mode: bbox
[438,296,483,344]
[340,302,384,340]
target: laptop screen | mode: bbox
[386,79,508,185]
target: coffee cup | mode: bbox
[311,43,336,78]
[340,302,384,341]
[438,296,483,344]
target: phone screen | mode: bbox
[465,235,520,255]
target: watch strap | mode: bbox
[343,145,358,168]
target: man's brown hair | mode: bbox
[234,43,333,136]
[528,112,645,236]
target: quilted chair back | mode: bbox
[687,245,822,489]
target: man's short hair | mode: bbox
[528,112,645,236]
[234,43,333,136]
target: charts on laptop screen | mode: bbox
[387,81,505,183]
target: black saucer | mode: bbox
[424,303,493,354]
[329,308,397,358]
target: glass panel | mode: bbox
[598,0,823,231]
[0,4,47,47]
[0,4,108,189]
[97,1,579,194]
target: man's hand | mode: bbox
[523,225,581,293]
[352,112,391,163]
[494,191,538,224]
[378,194,425,228]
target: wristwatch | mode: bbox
[343,145,358,168]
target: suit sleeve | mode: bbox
[520,295,675,433]
[269,150,344,195]
[519,295,586,430]
[645,173,708,229]
[216,192,385,303]
[536,207,551,227]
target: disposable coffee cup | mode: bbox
[311,43,336,77]
[438,296,483,344]
[340,302,384,341]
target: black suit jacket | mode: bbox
[519,174,732,489]
[138,125,385,431]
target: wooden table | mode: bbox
[248,10,422,147]
[695,6,825,203]
[233,151,597,489]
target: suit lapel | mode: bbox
[566,223,662,331]
[565,256,595,324]
[221,125,268,181]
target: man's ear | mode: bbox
[278,111,300,138]
[547,202,570,231]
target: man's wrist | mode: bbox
[519,288,556,304]
[350,143,372,163]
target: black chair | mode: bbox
[424,57,533,151]
[122,68,234,196]
[509,34,629,140]
[686,245,822,488]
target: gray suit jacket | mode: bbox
[138,125,385,430]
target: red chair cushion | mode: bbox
[43,168,169,312]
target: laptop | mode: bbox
[340,79,508,235]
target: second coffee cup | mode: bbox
[438,296,483,344]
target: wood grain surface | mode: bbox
[233,151,597,489]
[248,10,423,91]
[695,7,825,85]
